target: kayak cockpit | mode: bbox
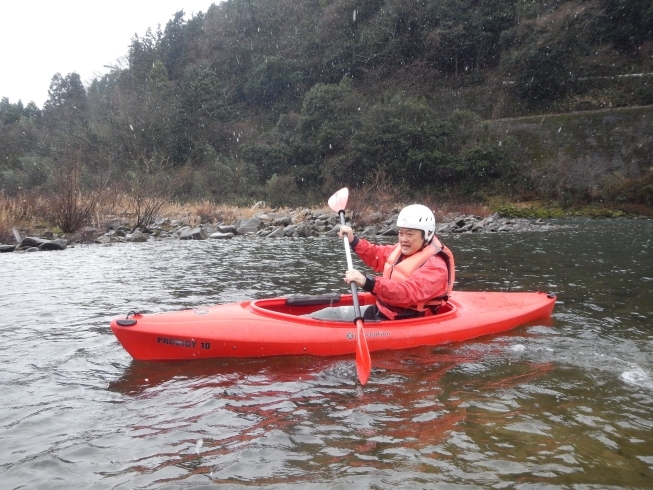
[250,292,456,322]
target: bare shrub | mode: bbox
[190,201,244,224]
[193,200,242,224]
[347,170,402,221]
[600,169,653,207]
[212,207,242,224]
[48,151,110,233]
[194,200,219,224]
[126,155,190,231]
[93,191,129,230]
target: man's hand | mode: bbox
[344,269,366,288]
[338,225,355,244]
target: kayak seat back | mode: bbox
[285,294,342,306]
[254,293,376,317]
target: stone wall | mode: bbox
[490,105,653,190]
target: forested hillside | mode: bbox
[1,0,652,214]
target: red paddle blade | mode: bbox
[355,319,371,385]
[328,187,349,213]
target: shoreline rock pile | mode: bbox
[1,209,570,253]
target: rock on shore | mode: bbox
[1,236,69,253]
[1,209,571,253]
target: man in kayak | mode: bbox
[311,204,455,321]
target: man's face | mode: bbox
[397,228,424,256]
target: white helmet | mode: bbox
[396,204,436,243]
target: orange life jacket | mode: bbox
[382,237,455,312]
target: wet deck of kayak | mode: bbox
[1,218,651,488]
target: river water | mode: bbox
[1,218,652,489]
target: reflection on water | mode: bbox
[0,219,652,488]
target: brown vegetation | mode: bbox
[0,185,504,242]
[49,151,111,233]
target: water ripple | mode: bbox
[1,220,652,487]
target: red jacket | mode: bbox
[352,238,449,319]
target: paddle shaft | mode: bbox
[338,211,363,320]
[329,190,370,385]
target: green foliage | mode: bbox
[264,173,305,207]
[129,28,161,85]
[510,43,576,101]
[598,0,653,51]
[1,98,25,124]
[2,0,652,210]
[0,100,41,177]
[347,94,446,187]
[0,170,21,194]
[241,140,291,182]
[499,4,596,102]
[181,63,230,123]
[493,203,571,219]
[297,78,360,150]
[148,60,170,93]
[159,11,189,80]
[18,156,50,188]
[44,73,87,109]
[330,103,509,194]
[243,56,301,109]
[236,87,524,201]
[202,155,262,202]
[493,202,631,218]
[600,171,653,206]
[351,0,517,79]
[42,72,91,146]
[292,78,362,187]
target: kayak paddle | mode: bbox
[328,187,372,385]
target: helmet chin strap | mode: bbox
[418,237,431,251]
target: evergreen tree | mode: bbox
[600,0,653,51]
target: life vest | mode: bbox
[382,237,455,313]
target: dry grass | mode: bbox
[96,194,296,227]
[424,199,493,220]
[0,195,28,242]
[0,195,29,227]
[94,195,278,227]
[166,200,290,225]
[190,200,258,223]
[0,191,55,242]
[1,187,496,243]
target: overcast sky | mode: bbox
[1,1,215,108]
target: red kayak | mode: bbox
[110,291,556,361]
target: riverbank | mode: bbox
[0,203,571,253]
[1,196,649,253]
